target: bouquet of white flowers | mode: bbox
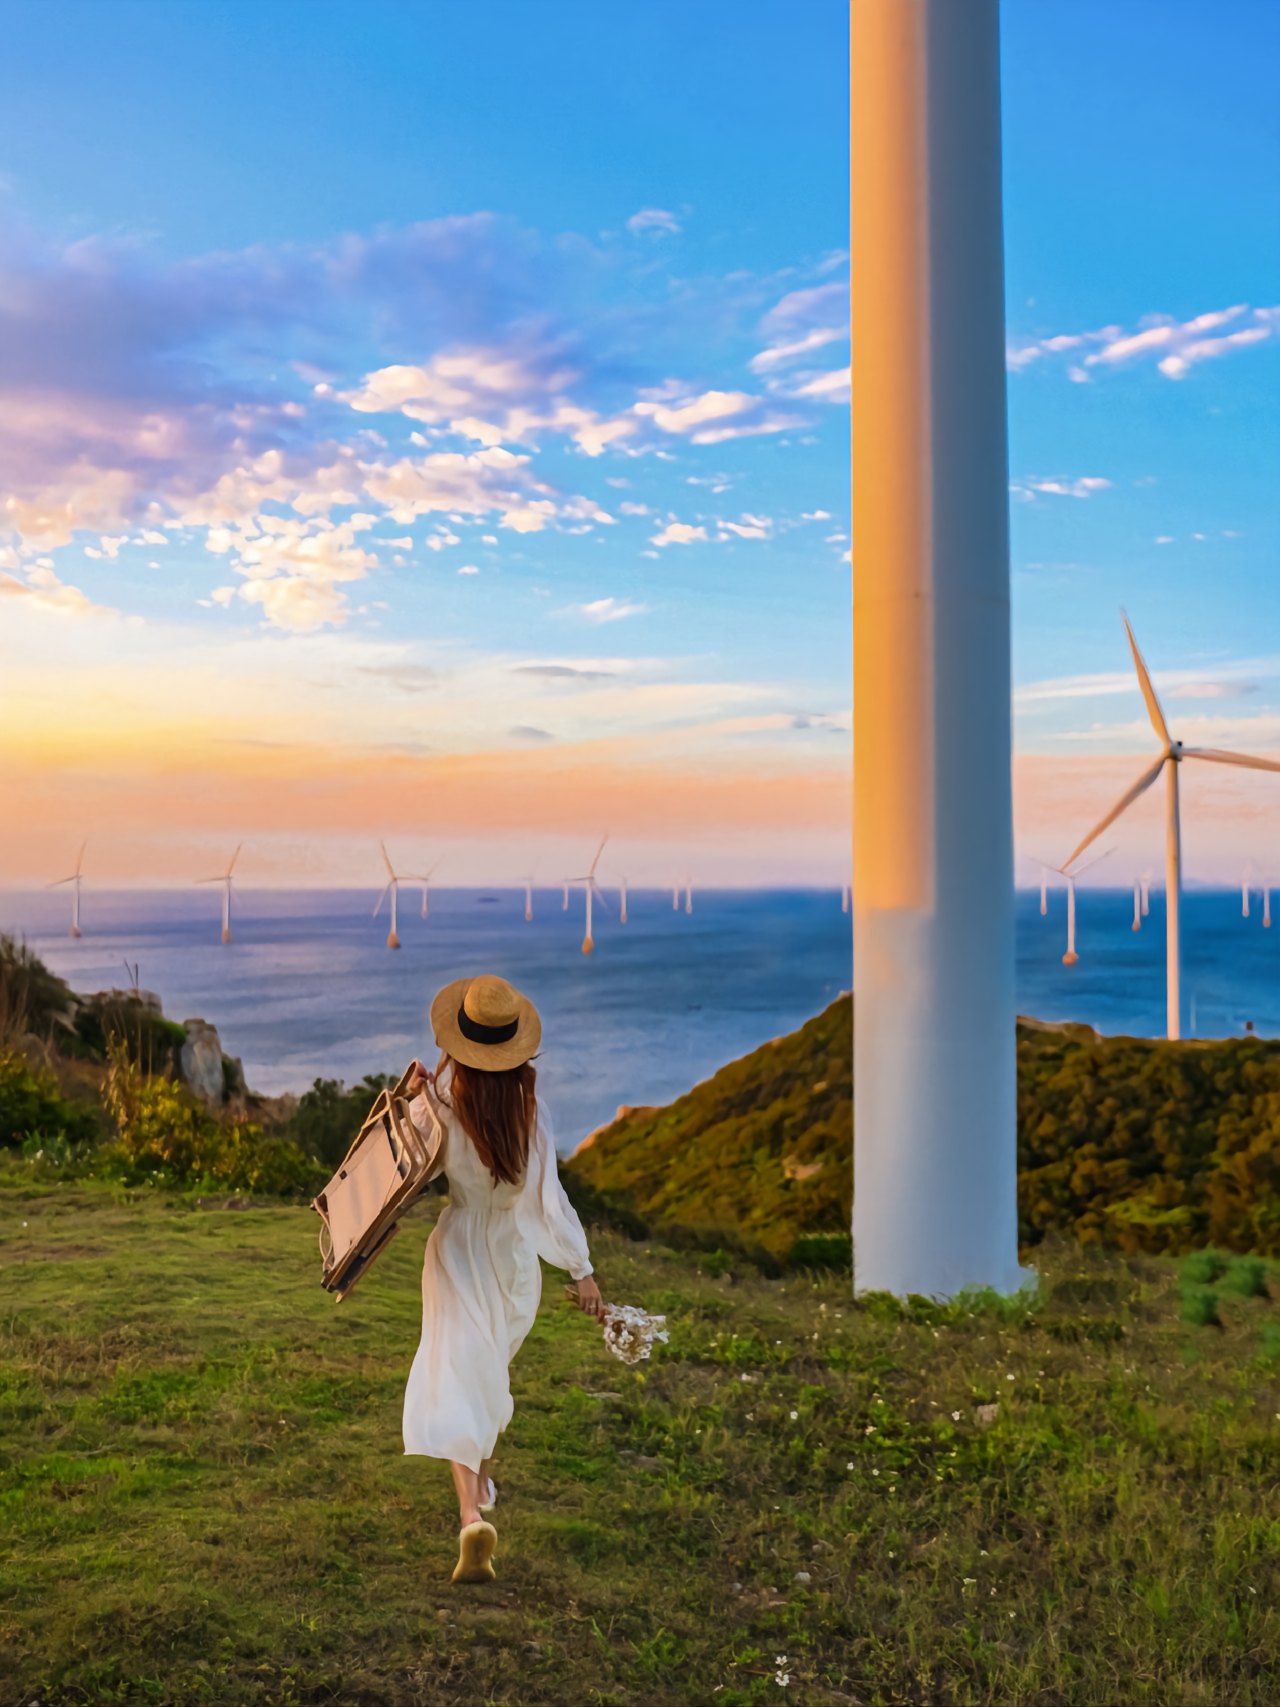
[600,1301,669,1365]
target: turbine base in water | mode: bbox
[1062,950,1079,966]
[221,928,231,945]
[387,932,400,951]
[581,938,594,956]
[69,926,81,939]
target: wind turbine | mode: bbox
[373,841,423,951]
[1131,878,1142,932]
[1263,880,1272,930]
[840,883,850,914]
[617,874,629,925]
[1241,863,1252,920]
[521,871,537,922]
[563,836,609,956]
[562,882,570,912]
[1033,861,1056,916]
[671,882,680,911]
[198,844,241,945]
[415,859,442,920]
[684,878,693,915]
[1140,870,1151,916]
[48,840,87,938]
[1061,613,1280,1038]
[1057,846,1114,966]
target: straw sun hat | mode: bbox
[431,974,542,1072]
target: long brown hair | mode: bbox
[436,1052,537,1186]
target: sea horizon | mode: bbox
[4,885,1276,1151]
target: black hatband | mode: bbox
[457,1003,519,1046]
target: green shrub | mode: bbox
[788,1232,852,1272]
[1178,1286,1222,1329]
[1180,1249,1230,1286]
[1219,1255,1269,1298]
[102,1049,323,1195]
[0,1051,98,1147]
[1259,1321,1280,1361]
[283,1074,395,1167]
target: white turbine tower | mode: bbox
[562,882,570,912]
[1131,878,1142,932]
[671,882,679,911]
[48,840,87,938]
[1061,614,1280,1038]
[1241,863,1252,919]
[1140,870,1151,916]
[522,872,537,923]
[198,844,241,945]
[373,841,417,951]
[563,837,609,956]
[617,875,629,925]
[840,883,850,914]
[684,878,693,916]
[414,859,442,920]
[1263,881,1272,929]
[1057,847,1114,966]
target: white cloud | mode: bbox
[574,597,648,623]
[802,509,831,522]
[458,564,479,575]
[626,208,682,237]
[717,514,773,541]
[1011,476,1111,501]
[750,327,845,373]
[651,521,708,547]
[787,365,850,401]
[633,389,755,435]
[1008,303,1277,381]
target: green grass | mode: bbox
[2,1168,1279,1705]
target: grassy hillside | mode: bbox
[3,1165,1278,1705]
[568,996,1280,1260]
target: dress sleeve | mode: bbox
[520,1104,593,1280]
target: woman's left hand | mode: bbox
[572,1275,605,1320]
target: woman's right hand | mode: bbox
[572,1275,605,1321]
[405,1059,431,1095]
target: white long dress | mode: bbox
[402,1085,593,1472]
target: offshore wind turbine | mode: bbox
[48,840,87,938]
[1131,878,1142,932]
[840,882,850,914]
[415,859,442,919]
[1061,613,1280,1038]
[1241,863,1252,919]
[617,874,629,925]
[521,871,537,922]
[671,882,680,911]
[562,881,570,912]
[564,836,609,956]
[373,841,422,951]
[1140,870,1151,916]
[198,844,241,945]
[1263,881,1272,929]
[1057,847,1114,966]
[684,878,693,915]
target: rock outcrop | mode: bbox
[180,1020,228,1107]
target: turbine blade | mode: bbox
[1074,844,1117,877]
[592,881,612,914]
[75,838,87,875]
[379,840,396,881]
[373,883,390,919]
[1120,611,1171,745]
[46,876,74,888]
[1183,746,1280,775]
[589,835,609,877]
[1061,756,1166,871]
[228,842,242,877]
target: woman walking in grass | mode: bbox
[403,974,603,1584]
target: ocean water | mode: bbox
[2,887,1276,1152]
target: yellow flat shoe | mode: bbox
[451,1520,497,1584]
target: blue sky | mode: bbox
[1,0,1277,885]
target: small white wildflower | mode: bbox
[774,1673,791,1689]
[794,1571,811,1584]
[864,1424,876,1435]
[846,1461,854,1471]
[962,1577,977,1590]
[775,1654,787,1666]
[952,1410,962,1421]
[871,1468,880,1476]
[1006,1373,1015,1382]
[789,1409,799,1421]
[980,1549,989,1557]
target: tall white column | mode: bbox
[851,0,1026,1298]
[1165,761,1182,1040]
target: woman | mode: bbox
[402,973,604,1585]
